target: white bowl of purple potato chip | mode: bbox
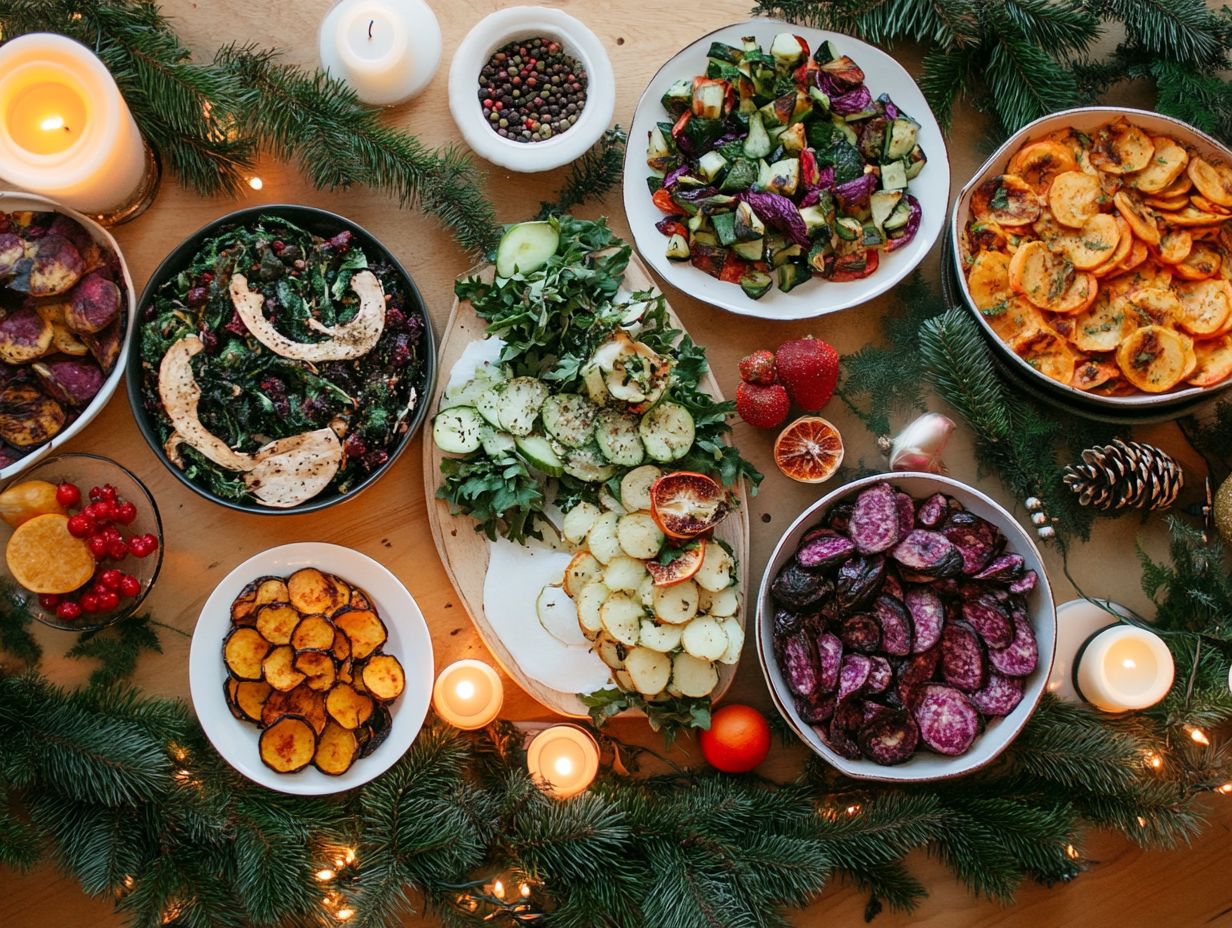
[756,472,1057,782]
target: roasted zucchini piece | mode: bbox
[290,615,336,651]
[288,568,347,616]
[263,644,307,692]
[333,608,388,660]
[314,721,359,776]
[255,603,301,646]
[361,654,406,702]
[259,715,316,773]
[224,626,272,681]
[325,682,375,730]
[294,649,338,692]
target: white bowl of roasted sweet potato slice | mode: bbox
[191,542,433,794]
[951,107,1232,410]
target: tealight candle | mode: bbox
[318,0,442,106]
[526,724,599,799]
[432,659,503,729]
[1075,624,1174,713]
[0,33,155,219]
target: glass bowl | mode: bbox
[0,453,164,632]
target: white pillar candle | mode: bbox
[432,659,503,730]
[1076,624,1174,713]
[0,33,148,216]
[526,725,599,799]
[318,0,442,106]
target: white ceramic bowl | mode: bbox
[448,6,615,173]
[756,473,1057,782]
[623,20,949,321]
[0,191,135,480]
[951,106,1232,412]
[189,542,434,795]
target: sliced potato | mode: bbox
[1116,325,1191,392]
[594,632,626,670]
[620,465,662,511]
[1191,195,1232,217]
[294,649,338,692]
[1069,293,1138,353]
[332,628,352,662]
[1006,139,1079,195]
[653,579,700,625]
[1122,287,1181,327]
[260,715,317,773]
[256,577,290,606]
[1058,213,1121,269]
[223,626,271,681]
[1176,279,1232,336]
[263,644,307,692]
[285,683,328,734]
[563,551,602,598]
[575,581,609,636]
[1071,357,1122,391]
[1113,191,1161,246]
[1049,271,1098,315]
[638,573,655,607]
[362,654,405,701]
[965,219,1009,254]
[333,608,388,660]
[699,584,740,618]
[965,250,1013,311]
[613,669,635,692]
[255,603,301,646]
[603,555,648,593]
[586,511,623,564]
[1130,136,1189,193]
[1174,243,1222,281]
[600,592,644,646]
[1110,236,1148,276]
[1090,119,1154,174]
[694,542,734,593]
[1086,217,1132,276]
[671,652,719,698]
[234,680,272,723]
[1188,157,1232,207]
[1015,331,1076,385]
[638,619,683,653]
[617,511,664,560]
[681,616,729,661]
[314,721,359,776]
[1157,228,1193,265]
[971,174,1041,227]
[290,614,336,651]
[1145,193,1190,211]
[718,617,745,665]
[1159,205,1230,227]
[1188,336,1232,386]
[624,646,672,695]
[325,682,375,729]
[1048,170,1103,228]
[287,568,345,615]
[598,485,626,514]
[981,296,1047,346]
[562,502,602,545]
[1009,240,1066,309]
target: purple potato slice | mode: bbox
[987,608,1039,678]
[32,358,103,406]
[817,632,843,693]
[838,653,872,700]
[941,510,1003,575]
[771,561,831,611]
[894,491,916,538]
[783,632,820,699]
[973,553,1025,582]
[969,672,1025,717]
[1009,570,1038,594]
[961,595,1014,649]
[913,683,981,756]
[65,272,121,334]
[915,492,949,527]
[865,655,893,694]
[849,482,902,554]
[0,306,53,364]
[904,586,944,653]
[836,555,886,610]
[825,501,853,534]
[840,614,881,654]
[891,530,963,577]
[859,709,921,765]
[873,594,914,657]
[796,529,857,571]
[941,622,988,692]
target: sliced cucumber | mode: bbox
[515,433,563,477]
[541,393,596,448]
[564,443,618,483]
[496,376,548,436]
[432,406,484,454]
[476,386,505,427]
[496,220,560,278]
[595,408,646,467]
[480,424,516,456]
[639,402,695,462]
[441,368,506,410]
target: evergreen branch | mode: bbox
[1095,0,1231,66]
[998,0,1102,54]
[66,614,162,688]
[918,46,983,131]
[985,33,1079,133]
[537,127,628,220]
[0,582,40,669]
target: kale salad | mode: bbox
[138,214,427,508]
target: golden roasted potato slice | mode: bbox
[259,715,316,773]
[1015,331,1077,384]
[981,296,1047,346]
[971,174,1041,227]
[294,649,338,692]
[332,628,352,662]
[1049,171,1103,228]
[1112,236,1149,276]
[287,568,347,616]
[1188,336,1232,386]
[1157,228,1193,265]
[231,581,259,626]
[1146,193,1190,211]
[1161,205,1230,227]
[1007,139,1080,195]
[1187,157,1232,207]
[1160,172,1194,198]
[1009,240,1069,308]
[225,678,245,721]
[1070,292,1139,352]
[1072,357,1122,391]
[1090,119,1154,174]
[1121,287,1182,328]
[1087,217,1132,276]
[233,680,272,723]
[255,577,289,607]
[1116,325,1191,391]
[1104,261,1172,301]
[333,608,388,660]
[1058,213,1121,269]
[1174,243,1222,281]
[314,722,359,776]
[224,626,271,681]
[13,235,85,297]
[966,251,1013,311]
[361,654,406,702]
[285,684,328,734]
[263,644,307,692]
[1175,278,1232,336]
[965,220,1008,255]
[1113,191,1160,246]
[290,614,336,651]
[255,603,301,646]
[325,683,374,730]
[1049,270,1098,315]
[1190,195,1232,217]
[1031,210,1068,243]
[1130,136,1189,194]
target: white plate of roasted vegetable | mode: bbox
[189,542,433,794]
[623,21,948,320]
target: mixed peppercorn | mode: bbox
[478,36,588,143]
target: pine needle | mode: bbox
[0,582,40,668]
[66,614,162,688]
[537,127,628,220]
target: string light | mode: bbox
[520,882,532,898]
[335,907,355,922]
[845,804,861,816]
[1188,726,1211,746]
[248,176,264,190]
[492,879,506,899]
[316,869,337,882]
[1216,783,1232,795]
[1065,844,1080,860]
[1136,816,1148,828]
[1144,751,1163,770]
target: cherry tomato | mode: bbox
[114,501,137,525]
[67,513,95,538]
[38,593,60,609]
[56,600,82,621]
[119,575,141,598]
[652,187,678,214]
[99,568,123,591]
[55,482,81,508]
[80,594,100,614]
[97,590,120,612]
[699,704,772,774]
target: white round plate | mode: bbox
[189,542,434,795]
[622,20,949,321]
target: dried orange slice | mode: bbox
[773,417,845,484]
[5,513,94,594]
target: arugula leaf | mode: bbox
[579,687,712,743]
[437,454,546,544]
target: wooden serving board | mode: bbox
[423,252,750,718]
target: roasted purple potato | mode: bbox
[81,318,122,369]
[0,381,65,447]
[0,307,53,365]
[65,272,121,334]
[32,358,104,407]
[10,234,84,297]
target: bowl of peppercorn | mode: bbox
[448,6,616,173]
[127,204,435,515]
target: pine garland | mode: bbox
[754,0,1232,142]
[536,128,629,221]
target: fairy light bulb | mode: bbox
[520,882,531,898]
[1189,726,1211,746]
[493,879,505,899]
[248,176,263,190]
[316,869,336,882]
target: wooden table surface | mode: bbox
[2,1,1231,925]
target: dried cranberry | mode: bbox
[199,328,219,351]
[327,230,353,252]
[185,287,208,307]
[362,449,389,471]
[344,434,367,459]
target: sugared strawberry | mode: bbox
[736,381,790,429]
[738,349,777,385]
[774,337,839,411]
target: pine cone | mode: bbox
[1062,439,1183,511]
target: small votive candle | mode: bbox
[432,659,503,730]
[526,724,600,799]
[1076,624,1175,713]
[318,0,442,106]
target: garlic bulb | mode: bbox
[887,413,956,473]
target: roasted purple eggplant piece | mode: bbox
[891,530,963,577]
[771,561,832,611]
[836,555,885,610]
[796,529,856,571]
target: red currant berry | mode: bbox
[56,482,81,508]
[114,501,137,525]
[87,534,109,559]
[99,568,123,590]
[80,594,100,614]
[107,538,129,560]
[84,501,112,524]
[67,513,95,538]
[103,525,122,542]
[92,581,110,597]
[129,534,159,558]
[119,575,141,598]
[56,600,82,621]
[88,485,103,501]
[97,590,120,611]
[38,593,60,609]
[100,484,117,502]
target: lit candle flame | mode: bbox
[40,115,64,131]
[554,756,574,777]
[1121,658,1136,670]
[455,679,475,700]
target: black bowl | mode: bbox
[126,204,436,515]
